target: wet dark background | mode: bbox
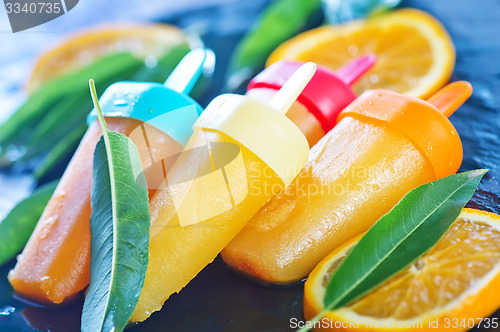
[0,0,499,331]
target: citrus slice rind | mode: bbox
[304,208,500,331]
[28,24,192,93]
[268,9,455,99]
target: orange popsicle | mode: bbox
[8,118,179,304]
[222,81,472,284]
[8,50,207,304]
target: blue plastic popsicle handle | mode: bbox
[87,49,209,146]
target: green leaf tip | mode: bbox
[89,78,108,133]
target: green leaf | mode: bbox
[0,180,58,266]
[34,123,88,182]
[225,0,321,91]
[20,94,91,161]
[81,80,150,332]
[324,169,487,309]
[129,44,191,83]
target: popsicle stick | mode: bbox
[336,54,377,86]
[269,62,317,114]
[427,81,473,118]
[164,48,207,95]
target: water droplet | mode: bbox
[39,216,58,239]
[145,56,158,69]
[347,45,358,56]
[0,306,15,316]
[5,144,26,162]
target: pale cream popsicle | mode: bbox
[246,55,375,147]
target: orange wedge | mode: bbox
[268,9,455,99]
[304,208,500,331]
[27,23,191,93]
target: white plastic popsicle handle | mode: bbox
[164,48,207,95]
[268,62,317,114]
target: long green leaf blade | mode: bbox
[33,122,88,182]
[0,180,58,266]
[81,82,150,332]
[0,46,189,168]
[0,53,141,146]
[323,169,487,310]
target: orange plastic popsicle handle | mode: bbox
[427,81,473,118]
[337,87,464,180]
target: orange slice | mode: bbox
[268,9,455,99]
[27,23,192,93]
[304,208,500,331]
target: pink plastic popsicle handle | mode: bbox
[336,54,377,86]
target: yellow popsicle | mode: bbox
[130,63,316,321]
